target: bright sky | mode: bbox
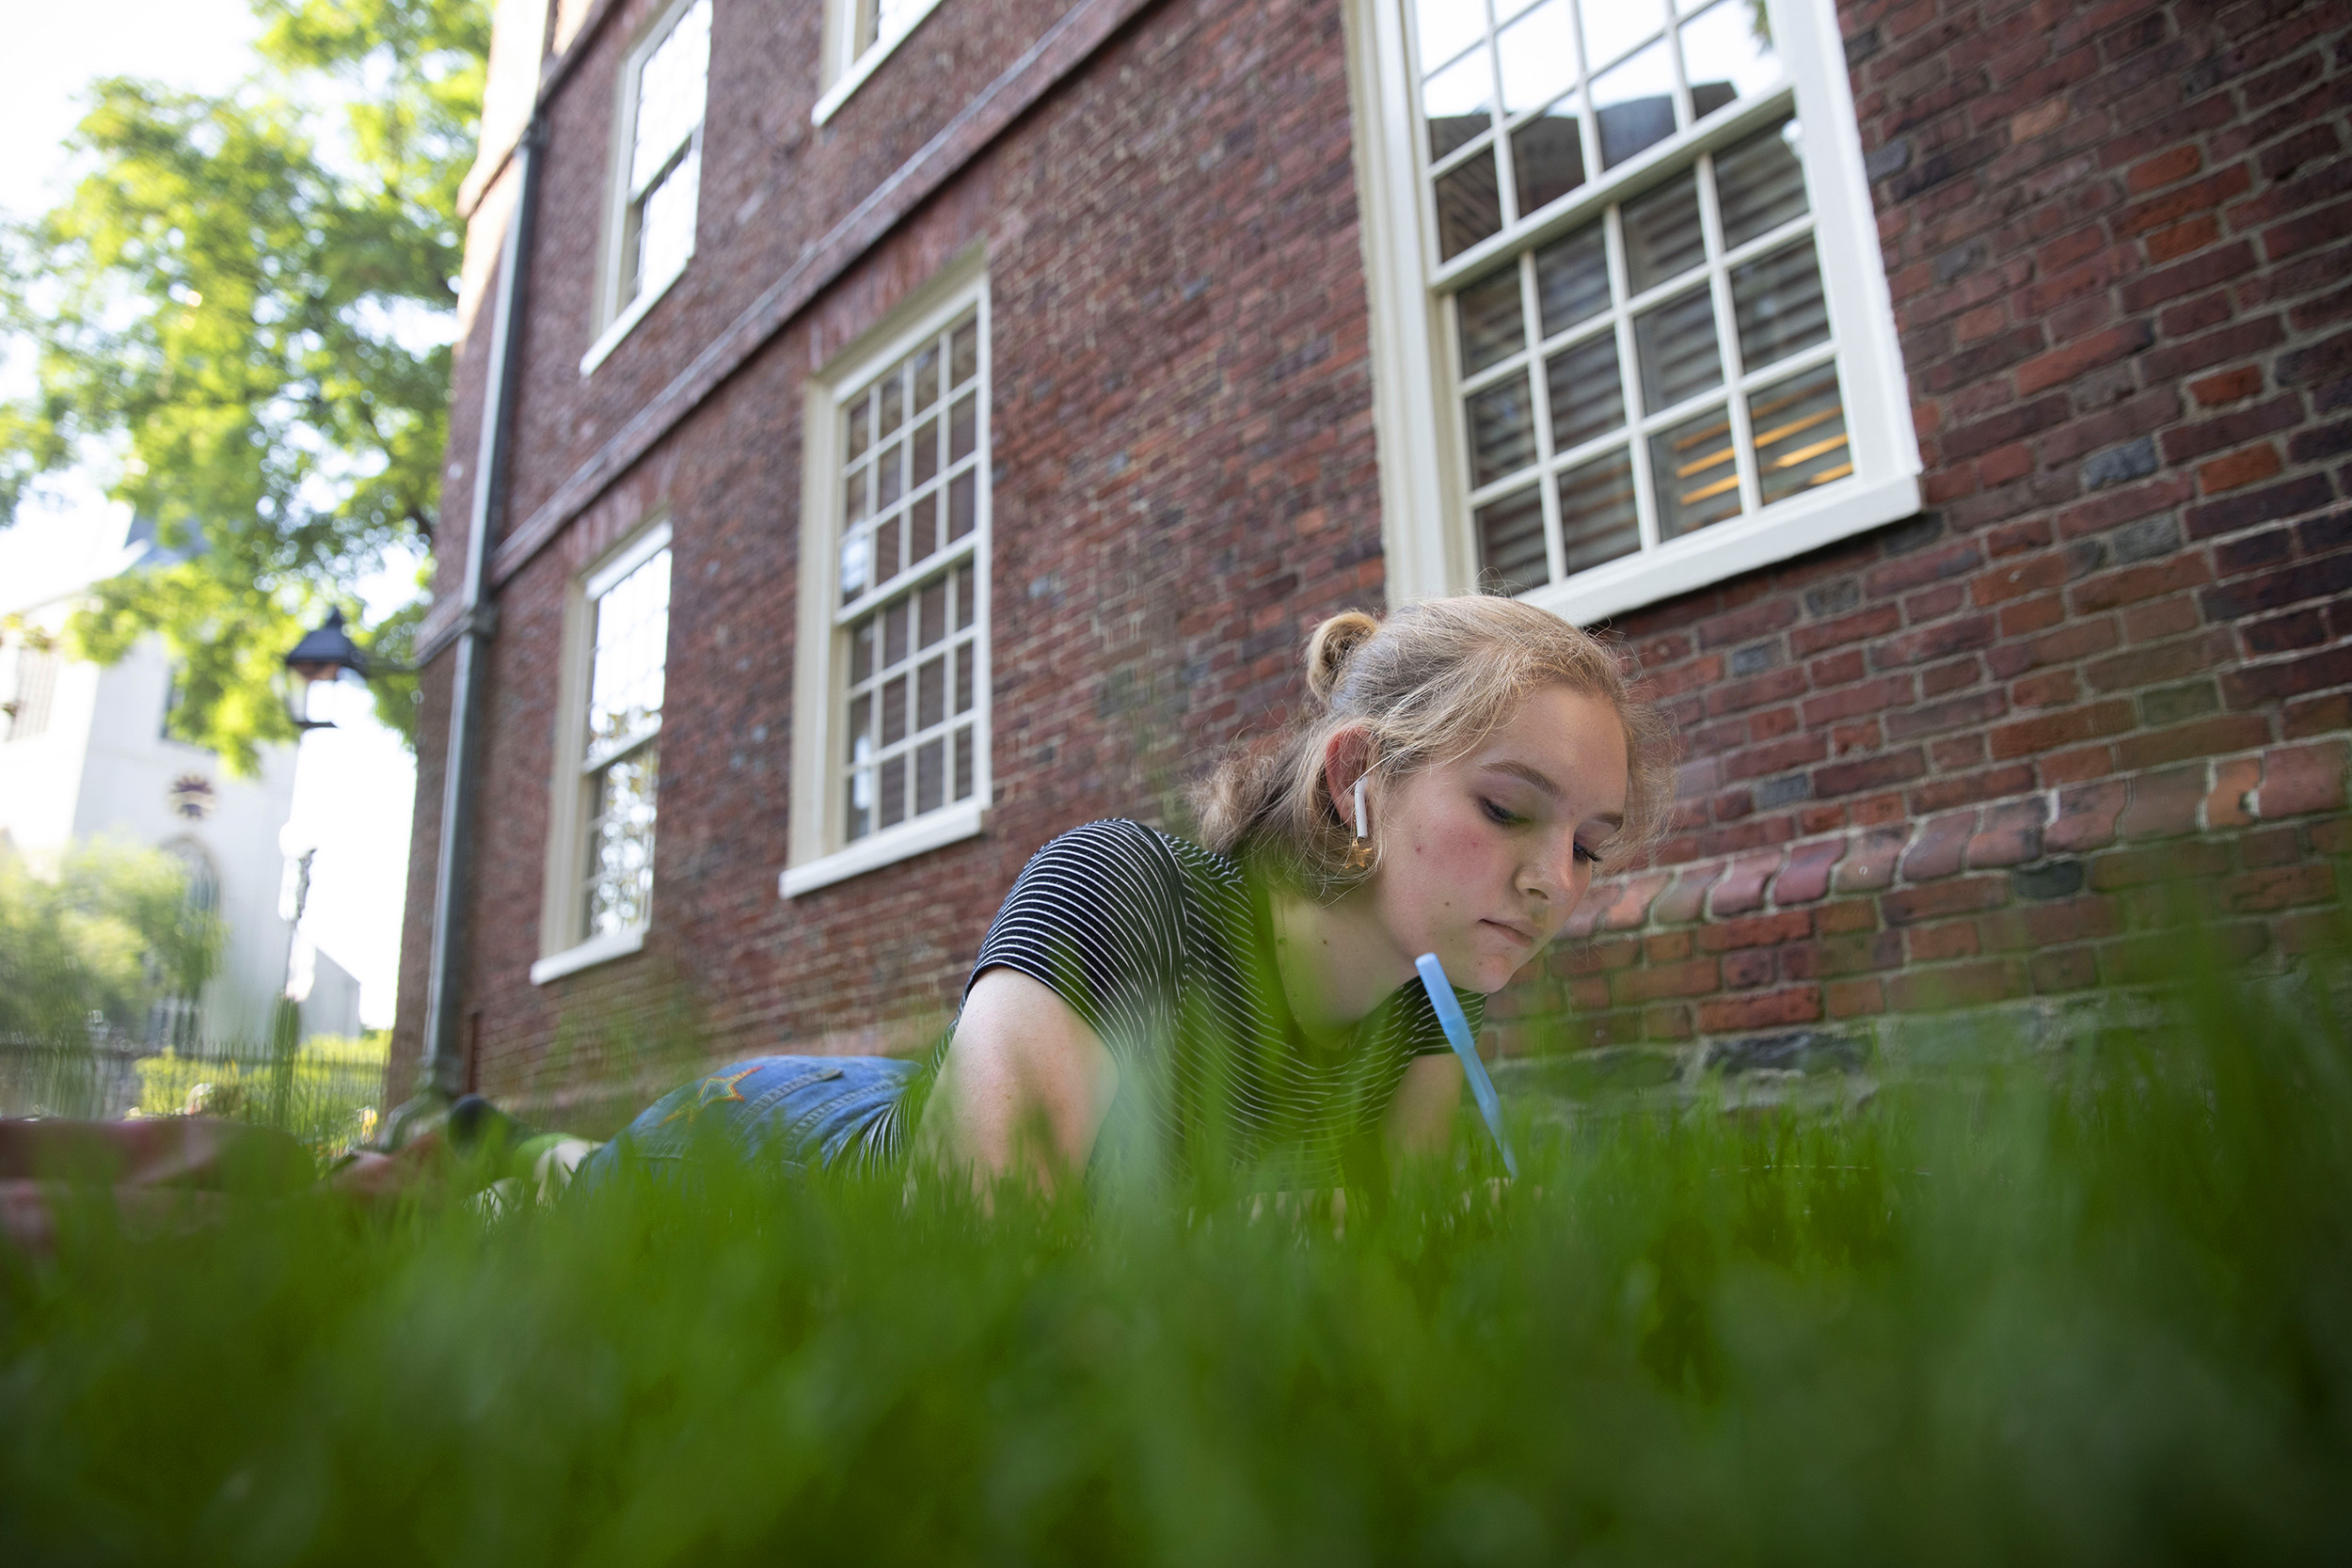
[1,0,421,1029]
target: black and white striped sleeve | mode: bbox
[966,819,1188,1061]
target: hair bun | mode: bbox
[1304,610,1379,705]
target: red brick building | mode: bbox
[391,0,2352,1121]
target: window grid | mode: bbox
[620,0,709,312]
[579,544,671,940]
[1412,0,1855,596]
[1416,0,1779,266]
[835,311,985,845]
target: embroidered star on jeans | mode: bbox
[660,1065,760,1127]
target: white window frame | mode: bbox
[811,0,950,126]
[581,0,710,376]
[783,252,993,898]
[1345,0,1919,626]
[533,518,672,984]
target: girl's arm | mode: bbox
[1383,1053,1464,1156]
[913,967,1120,1193]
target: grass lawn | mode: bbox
[3,958,2347,1563]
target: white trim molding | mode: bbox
[781,799,986,897]
[784,247,993,898]
[530,925,646,986]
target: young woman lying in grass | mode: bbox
[537,594,1671,1196]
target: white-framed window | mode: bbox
[1350,0,1919,625]
[533,522,672,983]
[0,636,58,742]
[785,261,991,897]
[811,0,948,125]
[581,0,710,375]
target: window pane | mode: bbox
[1424,50,1493,161]
[850,619,875,682]
[947,469,976,540]
[1751,362,1851,506]
[839,530,872,603]
[1414,0,1486,72]
[1732,237,1830,371]
[1650,404,1741,538]
[1466,370,1538,486]
[874,515,901,583]
[913,344,940,410]
[919,578,947,647]
[1498,0,1578,112]
[848,398,870,460]
[1593,39,1677,168]
[629,0,710,192]
[1634,285,1722,410]
[956,562,976,628]
[911,415,939,487]
[1546,330,1626,451]
[918,654,946,729]
[847,692,871,762]
[878,371,904,438]
[1457,268,1526,375]
[1579,0,1663,71]
[882,672,907,745]
[1435,153,1505,260]
[632,146,699,298]
[909,491,937,563]
[587,546,671,751]
[1557,448,1642,571]
[955,642,974,713]
[845,464,870,525]
[880,754,906,829]
[1621,169,1706,295]
[1535,221,1611,337]
[1511,101,1587,217]
[951,320,978,387]
[954,726,975,801]
[1475,484,1549,595]
[1679,0,1777,120]
[884,599,908,666]
[916,737,946,815]
[1714,118,1809,248]
[877,440,904,508]
[583,743,660,937]
[950,391,977,462]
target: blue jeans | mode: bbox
[573,1054,920,1190]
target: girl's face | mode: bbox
[1362,685,1629,993]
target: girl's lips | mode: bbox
[1481,918,1535,946]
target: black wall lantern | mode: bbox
[279,608,373,731]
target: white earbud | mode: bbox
[1354,774,1368,839]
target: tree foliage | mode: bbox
[0,840,224,1041]
[0,0,488,772]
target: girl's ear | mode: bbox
[1321,727,1374,825]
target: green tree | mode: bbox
[0,0,488,772]
[0,840,225,1041]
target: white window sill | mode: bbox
[1527,470,1923,628]
[530,925,647,985]
[580,261,689,377]
[780,798,984,896]
[811,0,949,126]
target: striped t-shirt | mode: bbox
[942,818,1478,1185]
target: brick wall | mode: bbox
[392,0,1392,1117]
[393,0,2352,1118]
[1497,0,2352,1068]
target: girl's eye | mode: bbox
[1480,797,1520,827]
[1574,841,1602,866]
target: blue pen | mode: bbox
[1415,953,1518,1180]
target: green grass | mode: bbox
[3,960,2348,1564]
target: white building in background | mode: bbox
[0,515,362,1045]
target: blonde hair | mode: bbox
[1191,595,1674,896]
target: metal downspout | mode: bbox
[406,119,543,1120]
